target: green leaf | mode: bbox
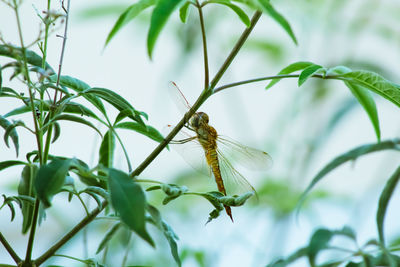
[108,168,154,247]
[50,114,102,136]
[34,158,74,208]
[83,87,146,125]
[298,139,400,209]
[147,0,185,58]
[105,0,157,46]
[179,2,191,23]
[99,130,115,168]
[345,82,380,142]
[207,0,250,27]
[0,115,19,156]
[0,45,54,72]
[51,122,61,144]
[266,61,314,89]
[267,247,307,267]
[162,221,182,267]
[0,64,3,88]
[298,64,323,86]
[338,71,400,109]
[115,122,165,143]
[256,0,297,45]
[307,228,333,265]
[0,160,26,172]
[377,165,400,245]
[18,164,38,234]
[96,222,122,254]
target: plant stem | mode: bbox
[24,199,40,263]
[0,232,21,264]
[196,1,209,89]
[41,0,51,70]
[213,74,339,94]
[34,200,108,265]
[209,11,262,90]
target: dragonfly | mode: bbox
[167,82,272,222]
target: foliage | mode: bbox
[0,0,399,266]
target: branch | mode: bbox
[34,200,107,265]
[209,11,262,90]
[196,1,209,89]
[0,232,21,264]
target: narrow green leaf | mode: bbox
[83,87,146,125]
[96,222,122,254]
[34,158,74,208]
[0,64,3,88]
[179,2,191,23]
[51,122,61,144]
[50,114,102,136]
[105,0,157,46]
[298,64,323,86]
[339,71,400,109]
[266,61,314,89]
[0,160,26,172]
[115,121,164,143]
[345,82,380,141]
[18,164,38,234]
[267,247,307,267]
[0,115,19,156]
[108,168,154,247]
[207,0,250,27]
[99,130,115,168]
[256,1,297,44]
[377,165,400,245]
[308,228,333,265]
[162,221,182,267]
[147,0,185,58]
[0,45,54,72]
[298,139,400,209]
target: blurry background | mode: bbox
[1,0,400,266]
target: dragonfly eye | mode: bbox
[198,112,209,124]
[190,115,200,128]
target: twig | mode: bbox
[0,232,21,264]
[34,200,108,265]
[196,0,209,89]
[210,11,262,90]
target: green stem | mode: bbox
[209,11,262,90]
[24,199,40,263]
[196,1,209,89]
[34,200,108,265]
[41,0,51,70]
[0,232,21,264]
[213,74,340,94]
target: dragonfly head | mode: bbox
[190,112,209,129]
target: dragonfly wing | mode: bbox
[168,81,192,116]
[164,125,211,177]
[217,135,272,171]
[216,147,257,198]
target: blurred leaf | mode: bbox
[34,158,74,208]
[0,64,2,88]
[377,165,400,246]
[115,121,164,143]
[49,114,102,136]
[0,160,26,172]
[99,130,115,169]
[207,0,250,27]
[108,168,154,247]
[83,87,146,125]
[298,64,323,86]
[338,71,400,109]
[0,115,19,156]
[307,228,333,265]
[162,221,181,267]
[256,0,297,44]
[0,45,54,72]
[18,164,38,234]
[345,82,380,142]
[105,0,157,46]
[147,0,185,58]
[96,222,122,254]
[298,139,400,209]
[266,61,314,89]
[266,247,307,267]
[179,1,191,23]
[78,4,128,19]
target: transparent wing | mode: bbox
[216,135,273,171]
[217,148,258,200]
[164,125,211,177]
[168,81,192,116]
